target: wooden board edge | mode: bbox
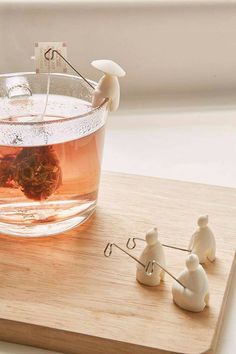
[0,318,180,354]
[210,251,236,354]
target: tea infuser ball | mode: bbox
[91,59,126,112]
[172,254,210,312]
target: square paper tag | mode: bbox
[34,42,67,73]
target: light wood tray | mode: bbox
[0,172,235,354]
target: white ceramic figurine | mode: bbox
[91,59,126,112]
[136,227,166,286]
[189,215,216,264]
[172,254,209,312]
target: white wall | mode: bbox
[1,0,236,104]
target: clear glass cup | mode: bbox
[0,72,108,237]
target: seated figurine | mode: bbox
[189,215,216,264]
[136,227,166,286]
[172,254,209,312]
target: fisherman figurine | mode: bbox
[136,227,166,286]
[172,254,209,312]
[91,59,126,112]
[189,215,216,264]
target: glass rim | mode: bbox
[0,71,108,126]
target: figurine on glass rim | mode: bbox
[91,60,126,112]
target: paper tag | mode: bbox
[34,42,67,73]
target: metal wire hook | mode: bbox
[44,48,95,90]
[126,237,145,250]
[104,242,145,268]
[145,260,186,288]
[104,243,113,257]
[126,237,190,253]
[44,48,55,61]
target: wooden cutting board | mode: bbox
[0,171,235,354]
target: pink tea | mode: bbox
[0,126,105,225]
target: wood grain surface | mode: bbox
[0,171,235,354]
